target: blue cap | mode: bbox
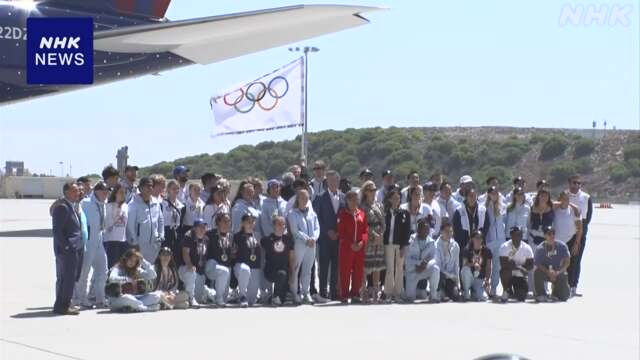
[173,165,189,177]
[193,218,207,227]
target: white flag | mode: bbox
[210,58,304,137]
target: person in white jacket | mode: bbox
[75,181,109,308]
[287,189,320,304]
[404,217,440,302]
[126,177,164,263]
[106,248,161,312]
[104,184,129,268]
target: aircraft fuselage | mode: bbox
[0,2,192,105]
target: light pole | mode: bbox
[59,161,63,177]
[288,46,319,162]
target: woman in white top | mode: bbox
[203,185,230,231]
[400,186,432,234]
[183,183,205,230]
[104,184,129,268]
[484,186,507,297]
[162,180,185,263]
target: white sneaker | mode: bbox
[272,297,282,306]
[239,296,249,308]
[190,299,200,308]
[302,294,314,304]
[312,294,328,304]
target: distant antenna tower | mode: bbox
[592,121,596,139]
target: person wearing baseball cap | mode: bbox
[375,169,394,204]
[76,180,110,308]
[498,226,534,303]
[260,179,287,239]
[452,175,474,203]
[127,177,165,263]
[178,218,213,307]
[172,165,190,203]
[121,165,139,203]
[533,226,571,302]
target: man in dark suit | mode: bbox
[312,170,344,301]
[51,181,85,315]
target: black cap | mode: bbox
[138,177,152,188]
[382,169,393,177]
[93,181,109,192]
[509,226,522,234]
[125,165,139,172]
[241,212,257,222]
[360,168,374,177]
[543,226,555,234]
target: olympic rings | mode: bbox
[222,76,290,113]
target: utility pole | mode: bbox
[288,46,319,162]
[59,161,63,177]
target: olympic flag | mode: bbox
[210,58,304,137]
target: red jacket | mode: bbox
[337,208,369,251]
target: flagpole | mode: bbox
[290,46,320,162]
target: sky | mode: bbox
[0,0,638,176]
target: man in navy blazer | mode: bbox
[51,181,85,315]
[312,170,345,300]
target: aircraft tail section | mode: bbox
[45,0,172,20]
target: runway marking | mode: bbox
[0,338,88,360]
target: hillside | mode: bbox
[141,127,640,202]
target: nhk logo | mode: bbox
[27,17,93,85]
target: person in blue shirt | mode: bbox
[533,226,571,302]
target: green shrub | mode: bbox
[574,158,593,174]
[624,143,640,161]
[627,159,640,178]
[540,136,569,161]
[609,163,630,184]
[549,162,577,186]
[573,139,596,158]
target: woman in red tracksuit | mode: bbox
[337,190,369,303]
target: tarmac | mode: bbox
[1,199,638,360]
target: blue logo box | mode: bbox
[27,17,94,85]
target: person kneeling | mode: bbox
[106,249,161,312]
[498,226,534,302]
[461,231,492,302]
[435,223,461,302]
[533,226,571,302]
[261,216,294,306]
[179,218,215,307]
[234,213,263,307]
[205,212,234,307]
[404,217,440,303]
[154,247,189,310]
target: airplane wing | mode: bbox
[94,4,385,65]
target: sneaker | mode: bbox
[351,297,362,304]
[272,297,282,306]
[312,294,328,304]
[302,294,314,304]
[216,298,226,307]
[417,289,429,300]
[189,298,201,308]
[239,296,249,308]
[429,297,440,304]
[570,287,578,298]
[292,294,302,305]
[500,292,509,303]
[53,307,80,316]
[535,295,548,303]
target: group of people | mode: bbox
[50,160,592,315]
